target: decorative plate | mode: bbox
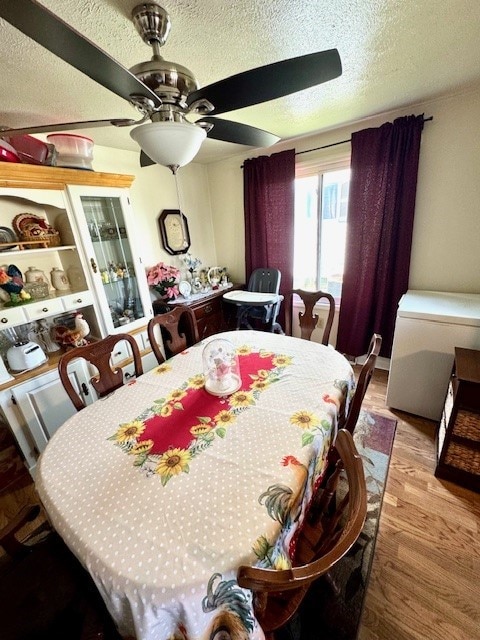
[0,226,18,250]
[179,280,192,298]
[12,213,51,236]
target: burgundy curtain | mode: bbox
[243,149,295,333]
[336,114,424,358]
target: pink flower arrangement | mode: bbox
[146,262,180,300]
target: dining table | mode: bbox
[36,330,355,640]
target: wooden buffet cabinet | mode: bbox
[435,347,480,491]
[153,284,244,340]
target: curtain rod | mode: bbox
[295,115,433,157]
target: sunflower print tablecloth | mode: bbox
[36,331,355,640]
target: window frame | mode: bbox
[294,153,351,302]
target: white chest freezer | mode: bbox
[386,290,480,420]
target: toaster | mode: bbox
[7,341,47,372]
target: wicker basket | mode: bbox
[19,230,61,249]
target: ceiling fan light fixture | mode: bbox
[130,121,206,168]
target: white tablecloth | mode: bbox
[36,331,354,640]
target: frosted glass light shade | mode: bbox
[130,121,206,168]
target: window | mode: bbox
[293,164,350,300]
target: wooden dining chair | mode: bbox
[147,305,200,364]
[237,429,367,639]
[343,333,382,435]
[291,289,335,344]
[58,333,143,411]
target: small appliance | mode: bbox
[6,341,47,372]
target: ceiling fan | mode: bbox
[0,0,342,172]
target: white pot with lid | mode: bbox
[25,266,48,285]
[50,267,70,291]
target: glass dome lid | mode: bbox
[202,338,241,397]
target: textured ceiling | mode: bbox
[1,0,480,164]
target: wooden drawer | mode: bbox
[192,296,222,320]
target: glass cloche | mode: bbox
[202,338,241,396]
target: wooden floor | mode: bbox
[358,368,480,640]
[1,368,479,638]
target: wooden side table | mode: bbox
[152,285,244,340]
[435,347,480,491]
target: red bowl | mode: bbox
[3,134,49,165]
[0,139,20,163]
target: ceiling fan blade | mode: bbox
[187,49,341,116]
[0,118,136,137]
[0,0,161,108]
[199,118,280,147]
[140,151,155,167]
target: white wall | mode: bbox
[206,83,480,293]
[88,83,480,301]
[91,148,218,276]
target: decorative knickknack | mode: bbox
[50,267,70,291]
[202,338,241,396]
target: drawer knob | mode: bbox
[205,304,213,314]
[1,317,7,324]
[76,298,83,303]
[42,307,49,313]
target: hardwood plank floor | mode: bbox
[1,368,479,638]
[358,368,480,640]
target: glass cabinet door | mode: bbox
[66,186,152,334]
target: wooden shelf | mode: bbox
[0,239,72,251]
[435,347,480,491]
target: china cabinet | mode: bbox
[66,185,153,333]
[0,164,155,473]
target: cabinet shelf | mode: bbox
[92,234,127,242]
[0,244,76,256]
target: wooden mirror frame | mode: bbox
[158,209,191,255]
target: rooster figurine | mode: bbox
[52,312,90,349]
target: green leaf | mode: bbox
[161,474,171,486]
[133,454,147,466]
[198,416,211,424]
[173,402,184,410]
[216,427,226,438]
[302,432,314,446]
